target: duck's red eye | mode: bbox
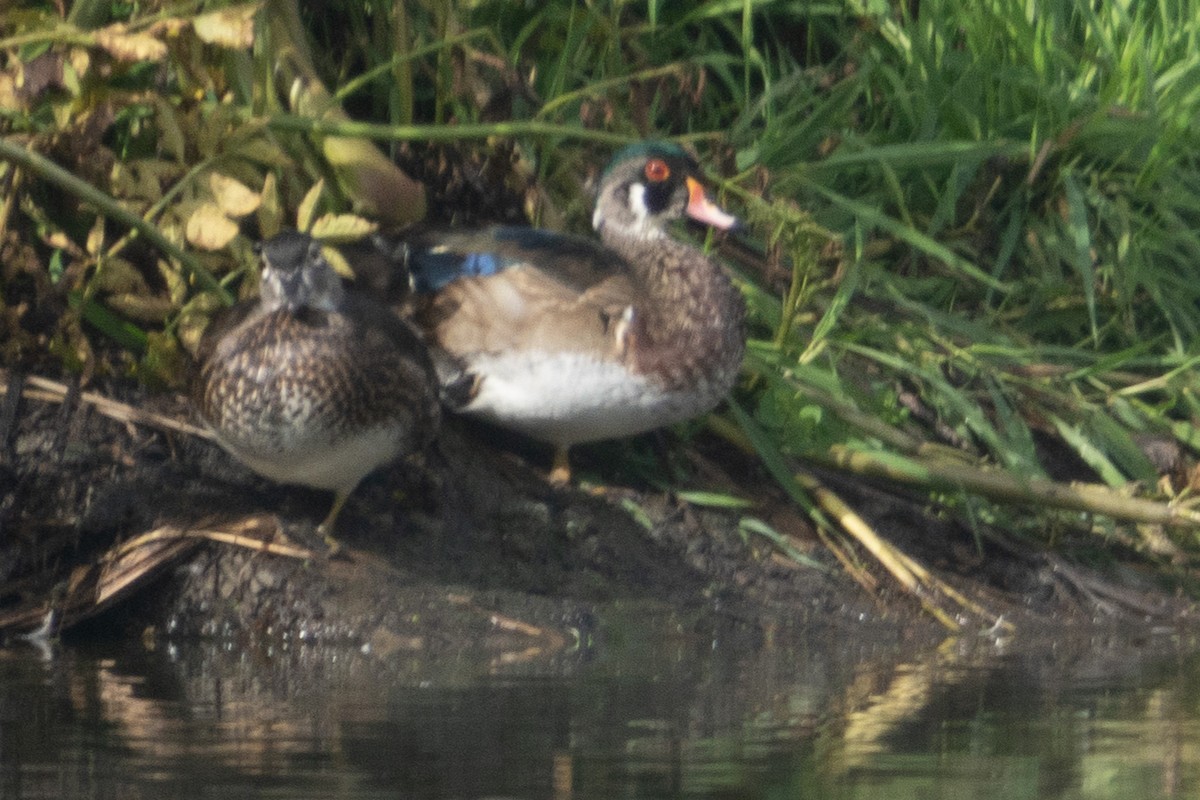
[644,158,671,182]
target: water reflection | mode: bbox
[1,619,1198,799]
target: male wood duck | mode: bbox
[395,141,746,481]
[193,230,440,545]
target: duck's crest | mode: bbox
[603,141,692,176]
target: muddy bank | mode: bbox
[0,370,1193,661]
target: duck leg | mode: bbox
[316,490,351,551]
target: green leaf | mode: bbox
[68,291,148,354]
[1062,171,1099,343]
[676,490,754,509]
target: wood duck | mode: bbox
[193,230,440,545]
[394,141,746,481]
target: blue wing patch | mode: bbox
[407,225,616,293]
[410,244,517,293]
[409,227,563,293]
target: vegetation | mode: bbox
[5,0,1200,624]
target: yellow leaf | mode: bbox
[150,94,186,163]
[67,48,90,89]
[86,217,105,256]
[158,257,188,305]
[209,173,261,217]
[93,257,147,294]
[320,246,356,280]
[257,172,284,238]
[94,24,168,63]
[193,3,260,49]
[186,203,239,251]
[177,293,226,355]
[106,292,175,323]
[0,75,17,111]
[310,213,378,243]
[148,18,190,38]
[296,179,325,233]
[46,231,84,258]
[138,330,188,390]
[235,138,294,168]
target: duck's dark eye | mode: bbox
[644,158,671,183]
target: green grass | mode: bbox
[6,0,1200,594]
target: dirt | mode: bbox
[0,370,1194,663]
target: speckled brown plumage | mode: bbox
[603,230,745,394]
[195,302,437,460]
[193,231,439,538]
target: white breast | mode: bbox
[461,351,720,446]
[217,425,404,493]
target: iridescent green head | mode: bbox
[602,141,695,178]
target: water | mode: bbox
[1,617,1197,800]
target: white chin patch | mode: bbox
[626,184,661,237]
[628,184,649,220]
[595,184,663,240]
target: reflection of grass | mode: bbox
[5,1,1200,616]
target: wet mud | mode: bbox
[0,372,1194,664]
